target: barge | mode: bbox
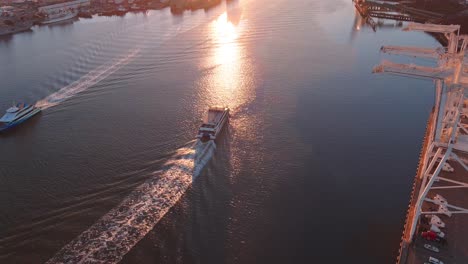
[196,106,229,143]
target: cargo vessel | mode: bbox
[196,107,229,142]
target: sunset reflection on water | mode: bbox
[196,9,255,113]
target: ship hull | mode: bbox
[41,12,77,25]
[196,107,229,142]
[0,107,41,133]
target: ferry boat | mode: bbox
[41,9,77,24]
[0,103,41,132]
[196,106,229,142]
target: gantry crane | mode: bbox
[373,23,468,243]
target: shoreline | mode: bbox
[1,0,226,37]
[397,109,435,264]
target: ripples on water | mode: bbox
[0,0,440,262]
[33,16,206,109]
[0,6,236,262]
[36,49,140,109]
[2,0,318,261]
[47,140,216,263]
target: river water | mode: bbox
[0,0,440,263]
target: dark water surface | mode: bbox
[0,0,440,263]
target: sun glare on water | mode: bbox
[196,8,255,114]
[207,12,243,106]
[212,13,239,66]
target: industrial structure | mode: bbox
[374,23,468,263]
[353,0,445,25]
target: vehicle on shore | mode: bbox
[428,256,444,264]
[0,103,41,132]
[196,107,229,143]
[423,244,440,253]
[421,230,447,245]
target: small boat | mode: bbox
[196,106,229,142]
[0,103,41,132]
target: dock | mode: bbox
[354,0,444,21]
[373,23,468,264]
[353,0,447,31]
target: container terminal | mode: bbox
[373,23,468,264]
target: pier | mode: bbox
[374,23,468,264]
[353,0,446,31]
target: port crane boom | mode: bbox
[380,46,444,59]
[402,23,460,34]
[373,60,453,80]
[373,23,468,246]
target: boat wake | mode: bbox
[35,49,140,110]
[46,140,216,264]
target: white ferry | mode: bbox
[0,103,41,132]
[41,9,78,24]
[196,106,229,142]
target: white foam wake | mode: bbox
[47,140,216,264]
[35,49,140,110]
